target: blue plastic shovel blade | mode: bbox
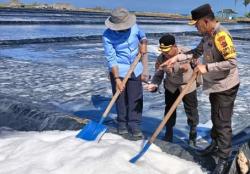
[129,141,151,163]
[76,120,107,141]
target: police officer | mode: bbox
[160,4,240,174]
[145,34,199,146]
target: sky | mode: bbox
[1,0,250,16]
[0,129,204,174]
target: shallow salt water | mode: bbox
[0,34,249,139]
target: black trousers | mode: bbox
[110,73,143,131]
[164,88,199,141]
[209,84,239,159]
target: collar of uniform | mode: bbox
[177,46,184,54]
[211,22,220,36]
[177,45,190,54]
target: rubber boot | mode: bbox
[212,158,228,174]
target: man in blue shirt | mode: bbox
[103,7,148,139]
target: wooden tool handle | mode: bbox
[102,53,142,118]
[149,71,199,143]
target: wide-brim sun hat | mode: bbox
[105,7,136,31]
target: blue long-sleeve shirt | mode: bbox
[102,24,146,77]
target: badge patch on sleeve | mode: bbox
[215,31,236,59]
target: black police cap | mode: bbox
[158,34,175,52]
[189,4,214,25]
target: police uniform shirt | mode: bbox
[193,22,240,93]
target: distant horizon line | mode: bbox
[0,1,248,17]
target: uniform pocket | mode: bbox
[128,40,138,52]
